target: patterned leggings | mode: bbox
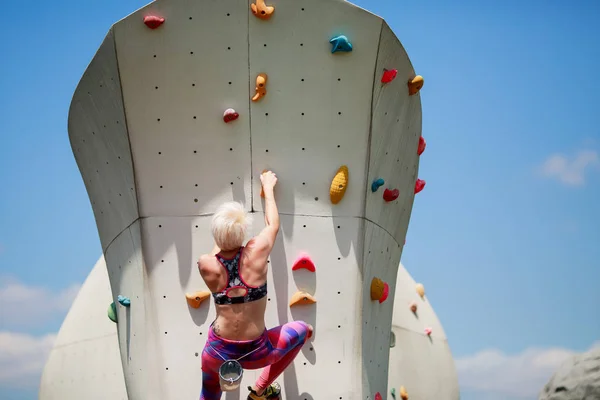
[200,321,311,400]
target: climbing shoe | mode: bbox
[247,382,281,399]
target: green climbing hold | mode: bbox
[107,302,117,323]
[391,388,396,400]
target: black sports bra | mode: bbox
[212,247,268,305]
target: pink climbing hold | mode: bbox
[292,254,316,272]
[381,69,398,84]
[375,392,383,400]
[425,327,432,336]
[144,15,165,29]
[223,108,239,123]
[417,136,426,155]
[414,179,426,194]
[383,188,399,202]
[380,282,389,304]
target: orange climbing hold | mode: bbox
[143,15,165,29]
[251,0,275,20]
[252,73,268,102]
[370,277,389,304]
[400,386,409,400]
[408,75,424,96]
[185,291,210,308]
[381,69,398,84]
[417,136,426,155]
[259,169,269,198]
[416,283,425,298]
[289,291,316,307]
[292,254,316,272]
[414,179,426,194]
[330,165,349,204]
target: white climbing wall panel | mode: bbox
[62,0,459,399]
[39,257,127,400]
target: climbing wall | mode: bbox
[62,0,455,399]
[387,263,460,400]
[39,256,127,400]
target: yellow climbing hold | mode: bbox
[289,291,316,307]
[330,165,349,204]
[415,283,425,298]
[400,386,409,400]
[185,291,210,308]
[408,75,424,96]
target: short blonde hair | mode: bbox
[211,201,252,251]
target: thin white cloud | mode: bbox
[0,278,80,329]
[0,331,56,389]
[537,150,599,186]
[456,341,600,399]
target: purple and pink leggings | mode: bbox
[200,320,311,400]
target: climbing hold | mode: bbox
[252,73,268,102]
[330,165,349,204]
[414,179,426,194]
[416,283,425,298]
[143,15,165,29]
[289,291,316,307]
[375,393,382,400]
[425,327,432,336]
[185,291,210,309]
[107,302,117,323]
[250,0,275,20]
[400,386,409,400]
[409,301,418,313]
[370,278,389,304]
[329,35,353,53]
[383,188,399,202]
[371,178,385,193]
[417,136,426,156]
[117,295,131,307]
[408,75,424,95]
[381,69,398,84]
[292,254,316,272]
[223,108,239,123]
[391,388,397,400]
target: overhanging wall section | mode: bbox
[365,21,422,244]
[249,0,382,217]
[68,30,139,252]
[113,0,252,217]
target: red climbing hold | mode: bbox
[375,392,383,400]
[223,108,239,123]
[380,282,389,304]
[292,254,316,272]
[383,188,399,202]
[144,15,165,29]
[414,179,426,194]
[381,69,398,84]
[417,136,426,155]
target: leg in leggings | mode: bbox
[244,321,311,394]
[200,350,223,400]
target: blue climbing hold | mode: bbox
[117,295,131,307]
[329,35,352,53]
[371,178,385,192]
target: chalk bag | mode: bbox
[219,359,244,391]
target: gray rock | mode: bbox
[538,347,600,400]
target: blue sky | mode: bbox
[1,0,599,399]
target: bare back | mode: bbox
[198,236,272,341]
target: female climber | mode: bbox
[197,170,313,400]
